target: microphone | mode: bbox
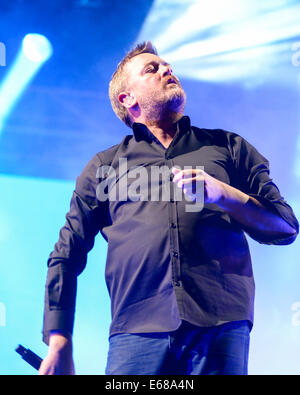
[15,344,43,371]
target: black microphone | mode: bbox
[15,344,43,371]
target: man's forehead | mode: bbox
[126,52,168,71]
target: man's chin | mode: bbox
[168,89,186,111]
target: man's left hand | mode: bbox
[171,167,228,205]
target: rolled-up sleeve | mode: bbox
[42,154,106,345]
[232,135,299,245]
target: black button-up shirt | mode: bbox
[42,116,299,344]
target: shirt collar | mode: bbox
[132,116,191,143]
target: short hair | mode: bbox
[109,41,158,128]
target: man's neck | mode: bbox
[147,124,176,148]
[140,113,183,149]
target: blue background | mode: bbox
[0,0,300,374]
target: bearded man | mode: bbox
[39,42,298,375]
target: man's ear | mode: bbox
[118,92,137,108]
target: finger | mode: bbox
[182,187,197,202]
[172,168,205,183]
[171,166,181,175]
[173,173,197,185]
[171,167,182,183]
[176,177,204,188]
[178,168,204,177]
[183,184,199,196]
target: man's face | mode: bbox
[123,52,186,117]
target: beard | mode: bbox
[165,84,186,111]
[139,84,186,121]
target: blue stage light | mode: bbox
[22,33,53,63]
[0,34,53,134]
[137,0,300,84]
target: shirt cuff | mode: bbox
[42,309,75,345]
[245,194,299,245]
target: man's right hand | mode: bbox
[38,333,75,375]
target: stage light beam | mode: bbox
[137,0,300,84]
[0,34,53,134]
[22,34,53,63]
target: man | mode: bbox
[39,42,298,375]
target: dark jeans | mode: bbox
[105,320,250,375]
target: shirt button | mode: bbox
[174,281,181,287]
[173,251,179,258]
[170,222,176,228]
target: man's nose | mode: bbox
[161,64,172,78]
